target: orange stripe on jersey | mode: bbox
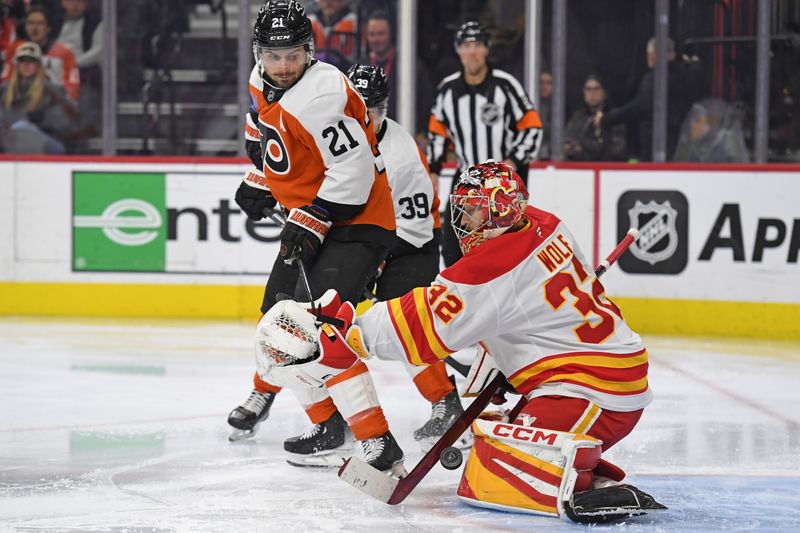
[428,115,449,138]
[516,109,543,130]
[509,349,649,396]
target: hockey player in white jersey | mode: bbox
[346,63,469,451]
[308,160,666,520]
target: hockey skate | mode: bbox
[413,388,473,452]
[284,411,355,467]
[227,390,276,442]
[358,430,407,479]
[563,483,667,523]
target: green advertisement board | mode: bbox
[72,172,167,272]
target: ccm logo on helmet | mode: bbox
[260,122,290,175]
[492,424,558,445]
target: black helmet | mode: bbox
[454,21,490,49]
[346,64,389,107]
[253,1,313,50]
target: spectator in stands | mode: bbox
[58,0,102,70]
[0,41,77,153]
[57,0,101,140]
[537,70,552,159]
[673,100,749,163]
[2,6,80,101]
[361,10,395,115]
[308,0,357,71]
[594,37,704,161]
[564,74,626,161]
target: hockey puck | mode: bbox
[439,446,463,470]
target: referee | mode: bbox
[427,21,543,266]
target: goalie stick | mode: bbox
[338,228,641,504]
[338,372,508,504]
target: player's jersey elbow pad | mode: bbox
[314,197,366,222]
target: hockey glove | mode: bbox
[235,169,277,221]
[246,139,262,169]
[279,205,331,267]
[318,301,371,369]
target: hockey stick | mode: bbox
[595,228,639,277]
[338,372,508,504]
[339,228,641,504]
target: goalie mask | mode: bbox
[450,161,528,254]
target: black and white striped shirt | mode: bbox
[427,68,543,174]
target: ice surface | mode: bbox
[1,318,799,532]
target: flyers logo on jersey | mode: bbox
[260,122,290,175]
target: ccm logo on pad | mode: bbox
[492,424,558,445]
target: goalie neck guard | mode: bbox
[450,160,529,254]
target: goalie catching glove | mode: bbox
[255,290,368,388]
[280,205,332,267]
[235,168,278,221]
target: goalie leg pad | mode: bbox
[325,360,388,440]
[456,417,602,518]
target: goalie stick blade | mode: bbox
[338,374,507,506]
[338,457,399,503]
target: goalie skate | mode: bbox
[414,388,473,452]
[227,390,275,442]
[564,484,667,523]
[284,411,355,467]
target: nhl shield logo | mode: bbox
[480,103,501,125]
[617,190,688,275]
[628,200,678,265]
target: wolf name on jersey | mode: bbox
[358,205,651,413]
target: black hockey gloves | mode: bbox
[246,139,262,169]
[279,205,332,267]
[235,169,277,221]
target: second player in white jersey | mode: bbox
[347,64,467,451]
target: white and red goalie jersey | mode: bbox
[357,205,652,413]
